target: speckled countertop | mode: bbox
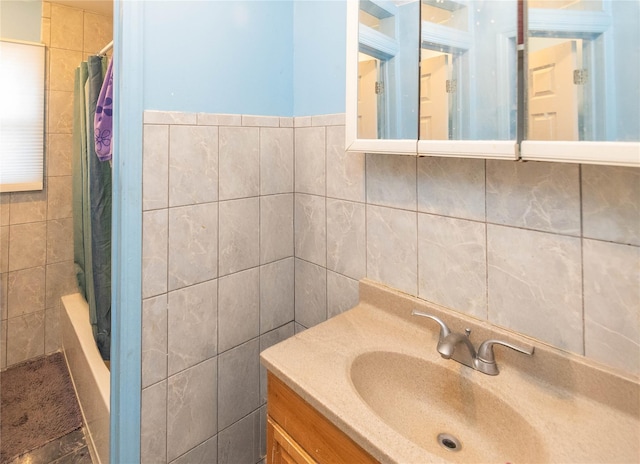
[260,279,640,464]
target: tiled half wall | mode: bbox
[141,111,639,463]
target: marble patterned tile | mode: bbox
[168,203,218,291]
[0,226,7,273]
[171,435,217,464]
[9,222,47,271]
[41,17,51,47]
[45,261,77,308]
[10,190,47,224]
[47,176,73,220]
[366,154,417,210]
[143,124,169,211]
[167,357,218,462]
[197,113,241,126]
[218,268,259,353]
[217,339,260,430]
[168,279,218,376]
[487,224,583,353]
[82,12,113,55]
[260,258,294,334]
[583,239,640,375]
[219,126,260,201]
[486,160,580,235]
[260,128,294,195]
[1,195,9,226]
[1,273,7,320]
[217,410,261,464]
[8,266,46,318]
[48,91,74,134]
[0,319,6,369]
[142,209,168,298]
[47,218,74,264]
[259,323,295,403]
[326,199,366,280]
[47,133,73,177]
[50,3,83,50]
[242,115,279,127]
[279,117,294,128]
[49,48,83,92]
[218,198,259,276]
[417,156,485,221]
[327,271,359,319]
[141,380,167,464]
[582,165,640,246]
[294,194,326,267]
[418,213,487,318]
[326,125,365,202]
[312,113,346,126]
[45,305,61,353]
[142,294,168,388]
[260,194,293,264]
[294,258,327,328]
[6,311,45,366]
[366,205,418,296]
[144,111,197,125]
[169,125,219,207]
[294,116,312,128]
[294,127,326,196]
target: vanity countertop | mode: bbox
[260,279,640,464]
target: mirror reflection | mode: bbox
[527,0,640,141]
[419,0,517,141]
[357,0,419,140]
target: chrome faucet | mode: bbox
[411,310,534,375]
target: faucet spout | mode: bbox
[437,331,476,367]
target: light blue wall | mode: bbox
[0,0,41,42]
[142,0,293,116]
[292,0,346,116]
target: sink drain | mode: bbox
[437,433,462,452]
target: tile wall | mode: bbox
[141,110,638,463]
[0,2,112,369]
[140,111,298,464]
[292,119,639,377]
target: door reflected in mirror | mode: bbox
[527,0,640,142]
[419,0,517,141]
[357,0,419,140]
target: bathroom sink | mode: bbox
[349,351,548,463]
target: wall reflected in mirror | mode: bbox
[357,0,419,140]
[419,0,517,141]
[527,0,639,142]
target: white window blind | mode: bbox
[0,39,45,192]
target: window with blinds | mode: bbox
[0,39,45,192]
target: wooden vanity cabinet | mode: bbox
[266,372,378,464]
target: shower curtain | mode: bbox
[72,55,112,361]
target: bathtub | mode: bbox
[61,293,110,464]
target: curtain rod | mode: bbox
[98,40,113,56]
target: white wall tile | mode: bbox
[144,110,197,125]
[326,126,365,202]
[487,224,583,353]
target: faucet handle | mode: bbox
[475,339,534,375]
[411,310,451,341]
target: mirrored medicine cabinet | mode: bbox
[345,0,639,166]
